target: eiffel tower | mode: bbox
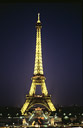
[21,13,56,115]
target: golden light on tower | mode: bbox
[34,13,43,75]
[21,13,56,115]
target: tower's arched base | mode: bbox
[21,95,56,115]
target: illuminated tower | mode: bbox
[21,13,56,115]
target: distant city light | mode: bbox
[64,116,69,119]
[63,113,66,116]
[8,116,11,119]
[20,116,23,119]
[75,115,77,118]
[0,113,2,116]
[16,113,19,116]
[69,113,71,116]
[55,116,57,119]
[6,124,8,127]
[81,121,83,124]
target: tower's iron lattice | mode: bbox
[21,13,56,115]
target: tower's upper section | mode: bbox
[33,13,44,75]
[36,13,42,28]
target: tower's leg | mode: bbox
[21,100,30,115]
[47,99,56,111]
[41,81,48,96]
[29,81,36,96]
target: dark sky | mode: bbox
[0,2,82,107]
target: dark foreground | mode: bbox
[0,124,83,128]
[0,106,83,128]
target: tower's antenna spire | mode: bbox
[37,13,41,23]
[38,13,40,21]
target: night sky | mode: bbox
[0,2,82,107]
